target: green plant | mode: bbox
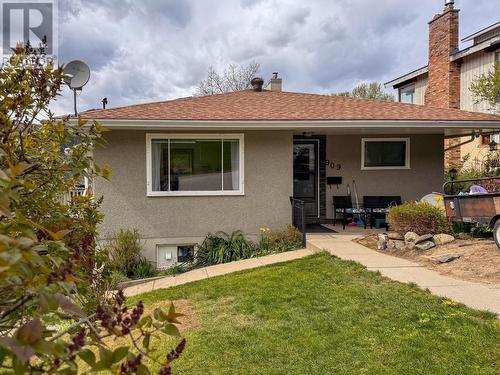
[129,257,157,280]
[159,264,191,276]
[470,62,500,111]
[109,270,130,286]
[388,202,452,235]
[0,43,184,374]
[470,223,493,237]
[260,225,303,253]
[195,230,256,266]
[105,228,144,275]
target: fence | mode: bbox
[290,197,306,247]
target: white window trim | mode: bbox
[146,133,245,196]
[361,137,410,170]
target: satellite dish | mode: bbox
[63,60,90,89]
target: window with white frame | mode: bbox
[399,84,415,104]
[146,134,244,196]
[362,138,410,170]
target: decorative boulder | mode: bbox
[394,240,406,250]
[404,232,419,243]
[406,241,416,250]
[415,240,436,251]
[377,234,388,250]
[386,240,396,250]
[434,254,461,263]
[415,234,433,244]
[387,232,404,240]
[432,234,455,246]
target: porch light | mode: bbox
[449,168,458,180]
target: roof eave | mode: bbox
[76,118,500,130]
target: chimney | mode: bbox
[269,72,282,92]
[424,0,460,109]
[251,77,264,92]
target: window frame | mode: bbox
[146,133,245,196]
[361,137,411,170]
[398,83,416,104]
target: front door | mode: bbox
[293,140,319,221]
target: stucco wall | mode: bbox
[94,130,293,260]
[325,134,444,220]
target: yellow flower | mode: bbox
[259,227,270,233]
[435,195,444,201]
[443,299,457,306]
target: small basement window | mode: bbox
[177,245,195,263]
[362,138,410,170]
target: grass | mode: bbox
[130,253,500,375]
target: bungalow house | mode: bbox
[77,2,500,268]
[385,0,500,169]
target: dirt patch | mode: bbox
[356,235,500,285]
[143,299,197,332]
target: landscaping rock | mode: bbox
[433,234,455,246]
[404,232,419,243]
[394,240,406,250]
[415,234,433,244]
[406,241,416,250]
[387,232,404,240]
[434,254,461,264]
[415,240,436,250]
[377,234,388,250]
[386,240,395,250]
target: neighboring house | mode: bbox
[77,67,500,267]
[385,0,500,169]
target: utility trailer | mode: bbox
[443,177,500,248]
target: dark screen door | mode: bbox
[293,140,318,219]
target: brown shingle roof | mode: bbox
[79,90,500,122]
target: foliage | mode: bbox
[470,63,500,112]
[109,270,130,286]
[0,44,184,373]
[196,62,260,96]
[105,229,145,276]
[194,230,256,267]
[134,253,500,374]
[332,82,394,101]
[259,225,302,253]
[158,264,190,277]
[444,164,500,194]
[388,202,452,235]
[129,258,157,280]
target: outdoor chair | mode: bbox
[333,196,354,230]
[363,196,402,230]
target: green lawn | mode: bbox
[132,253,500,375]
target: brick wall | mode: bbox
[425,3,462,168]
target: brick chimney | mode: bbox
[425,0,462,167]
[269,72,282,92]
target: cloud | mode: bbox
[48,0,499,114]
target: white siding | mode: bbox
[414,76,428,105]
[460,50,497,113]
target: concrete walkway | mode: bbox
[122,248,317,297]
[307,232,500,316]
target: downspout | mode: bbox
[443,132,478,152]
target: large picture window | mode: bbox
[361,138,410,170]
[146,134,244,196]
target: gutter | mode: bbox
[72,119,500,130]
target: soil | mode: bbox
[355,234,500,285]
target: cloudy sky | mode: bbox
[50,0,498,115]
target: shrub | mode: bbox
[263,225,303,253]
[129,257,157,279]
[388,202,452,235]
[105,228,143,274]
[195,230,256,266]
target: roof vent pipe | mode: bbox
[251,77,264,92]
